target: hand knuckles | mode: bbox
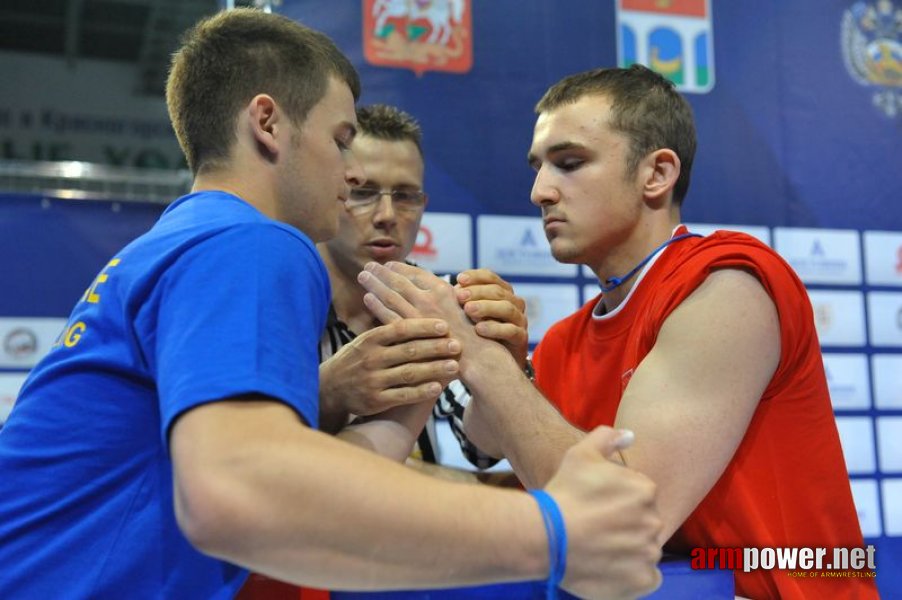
[392,319,410,337]
[393,387,410,405]
[400,365,417,384]
[423,382,443,400]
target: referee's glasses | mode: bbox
[345,186,427,214]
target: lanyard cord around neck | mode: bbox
[600,232,703,293]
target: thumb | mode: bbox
[578,425,636,459]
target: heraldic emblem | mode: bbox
[363,0,473,75]
[616,0,715,94]
[841,0,902,117]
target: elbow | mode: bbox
[173,471,247,558]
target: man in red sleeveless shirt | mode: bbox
[359,65,878,599]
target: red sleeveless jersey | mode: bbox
[533,228,877,599]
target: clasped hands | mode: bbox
[319,263,527,426]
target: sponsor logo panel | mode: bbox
[807,290,867,347]
[0,317,68,368]
[0,372,29,425]
[866,291,902,347]
[876,417,902,473]
[882,478,902,536]
[823,353,872,410]
[477,215,577,277]
[871,353,902,408]
[835,416,877,474]
[774,228,862,285]
[409,212,473,273]
[863,231,902,286]
[850,479,883,538]
[511,283,580,344]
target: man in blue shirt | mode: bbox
[0,9,662,599]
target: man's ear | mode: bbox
[246,94,281,160]
[642,148,680,205]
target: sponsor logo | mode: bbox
[788,238,851,276]
[691,545,877,577]
[524,294,543,328]
[363,0,473,75]
[616,0,715,93]
[411,225,438,257]
[3,328,38,359]
[814,302,834,331]
[841,0,902,118]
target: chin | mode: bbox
[549,243,581,265]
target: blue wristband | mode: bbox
[528,489,568,600]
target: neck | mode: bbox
[191,153,277,220]
[594,221,686,312]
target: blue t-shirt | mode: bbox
[0,191,328,599]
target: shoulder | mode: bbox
[683,231,791,273]
[666,231,805,298]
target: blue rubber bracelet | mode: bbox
[528,489,568,600]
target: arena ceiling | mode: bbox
[0,0,251,96]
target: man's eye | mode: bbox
[349,188,378,200]
[557,158,583,172]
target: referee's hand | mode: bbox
[319,318,460,419]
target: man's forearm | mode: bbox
[460,346,584,488]
[172,401,547,589]
[337,399,435,462]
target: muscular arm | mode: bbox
[170,399,662,597]
[359,262,780,538]
[465,269,780,538]
[614,268,780,540]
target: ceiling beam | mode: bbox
[65,0,86,67]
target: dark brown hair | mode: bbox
[166,8,360,175]
[356,104,424,158]
[536,64,696,205]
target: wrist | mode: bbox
[460,342,517,386]
[528,489,568,596]
[501,490,551,581]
